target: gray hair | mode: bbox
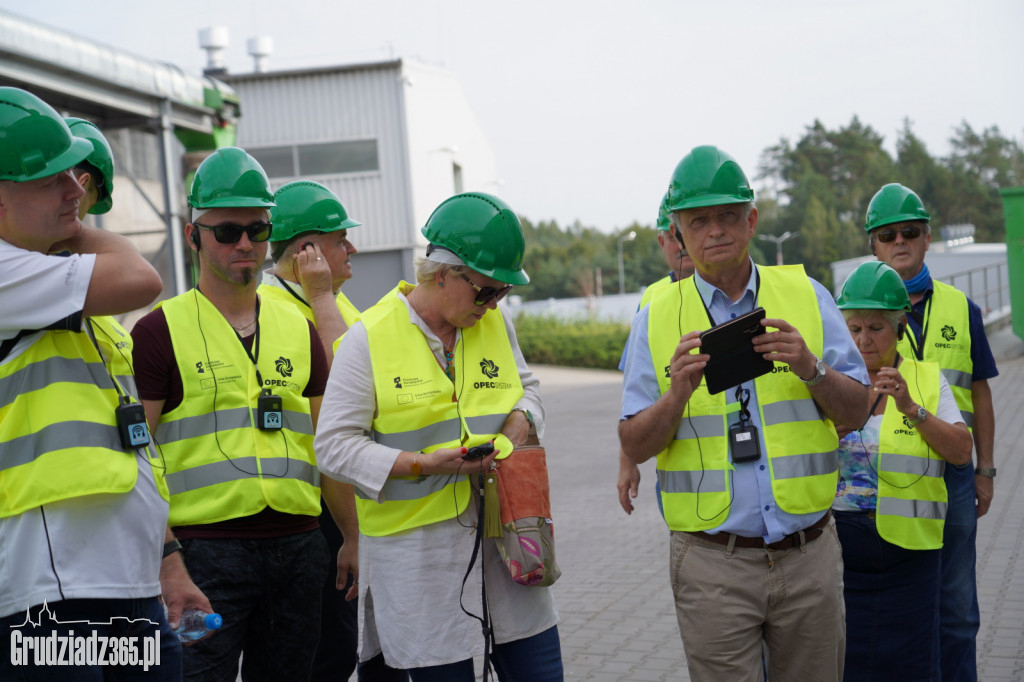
[841,308,906,332]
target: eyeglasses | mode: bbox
[458,272,513,307]
[874,225,923,243]
[194,221,273,244]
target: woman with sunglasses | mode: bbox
[313,193,562,681]
[832,261,972,682]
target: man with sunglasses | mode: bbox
[866,182,998,682]
[131,147,357,681]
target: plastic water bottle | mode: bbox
[172,609,223,641]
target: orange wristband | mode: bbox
[410,452,422,477]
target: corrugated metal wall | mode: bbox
[230,65,415,253]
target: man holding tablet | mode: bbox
[618,145,870,681]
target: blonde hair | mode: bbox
[413,256,470,285]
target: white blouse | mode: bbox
[314,294,557,668]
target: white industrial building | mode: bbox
[223,58,500,308]
[0,9,499,311]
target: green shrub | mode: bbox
[513,315,630,370]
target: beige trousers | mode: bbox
[669,517,846,682]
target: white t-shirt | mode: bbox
[0,238,168,619]
[314,295,557,668]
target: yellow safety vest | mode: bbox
[639,274,674,310]
[0,316,168,517]
[155,291,320,526]
[874,358,946,550]
[646,265,838,531]
[359,282,522,537]
[897,280,974,429]
[257,279,361,327]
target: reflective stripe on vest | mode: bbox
[0,317,163,517]
[874,358,948,550]
[164,456,319,496]
[647,265,838,531]
[371,413,508,452]
[359,282,523,536]
[898,281,974,430]
[157,291,320,526]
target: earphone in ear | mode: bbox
[190,227,201,252]
[673,227,684,246]
[897,322,905,340]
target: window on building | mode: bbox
[248,140,379,178]
[248,146,296,178]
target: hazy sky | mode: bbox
[6,0,1022,232]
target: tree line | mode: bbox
[518,118,1022,300]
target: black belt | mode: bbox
[688,510,831,550]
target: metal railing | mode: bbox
[941,260,1011,327]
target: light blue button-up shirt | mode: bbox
[620,260,868,543]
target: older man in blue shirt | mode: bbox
[619,146,869,681]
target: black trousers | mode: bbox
[310,503,408,682]
[180,530,329,682]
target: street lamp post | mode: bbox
[756,231,799,266]
[617,230,636,295]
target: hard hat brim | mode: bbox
[666,195,751,212]
[18,136,92,183]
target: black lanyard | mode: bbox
[196,287,265,386]
[695,267,761,328]
[274,274,308,307]
[905,295,932,362]
[236,318,265,386]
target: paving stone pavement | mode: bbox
[536,350,1024,681]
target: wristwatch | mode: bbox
[512,407,535,429]
[907,406,928,427]
[800,355,827,386]
[162,539,183,559]
[975,467,997,478]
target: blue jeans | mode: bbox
[836,511,941,681]
[0,597,183,681]
[939,463,980,681]
[406,625,563,682]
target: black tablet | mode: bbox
[699,307,774,394]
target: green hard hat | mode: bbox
[189,147,275,209]
[269,181,361,243]
[864,183,930,233]
[836,261,911,311]
[665,145,755,212]
[65,117,114,214]
[422,192,529,285]
[0,87,91,182]
[656,191,671,231]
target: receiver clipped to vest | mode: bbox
[257,389,283,430]
[116,397,151,450]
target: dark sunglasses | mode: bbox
[194,221,273,244]
[458,272,513,306]
[874,225,923,243]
